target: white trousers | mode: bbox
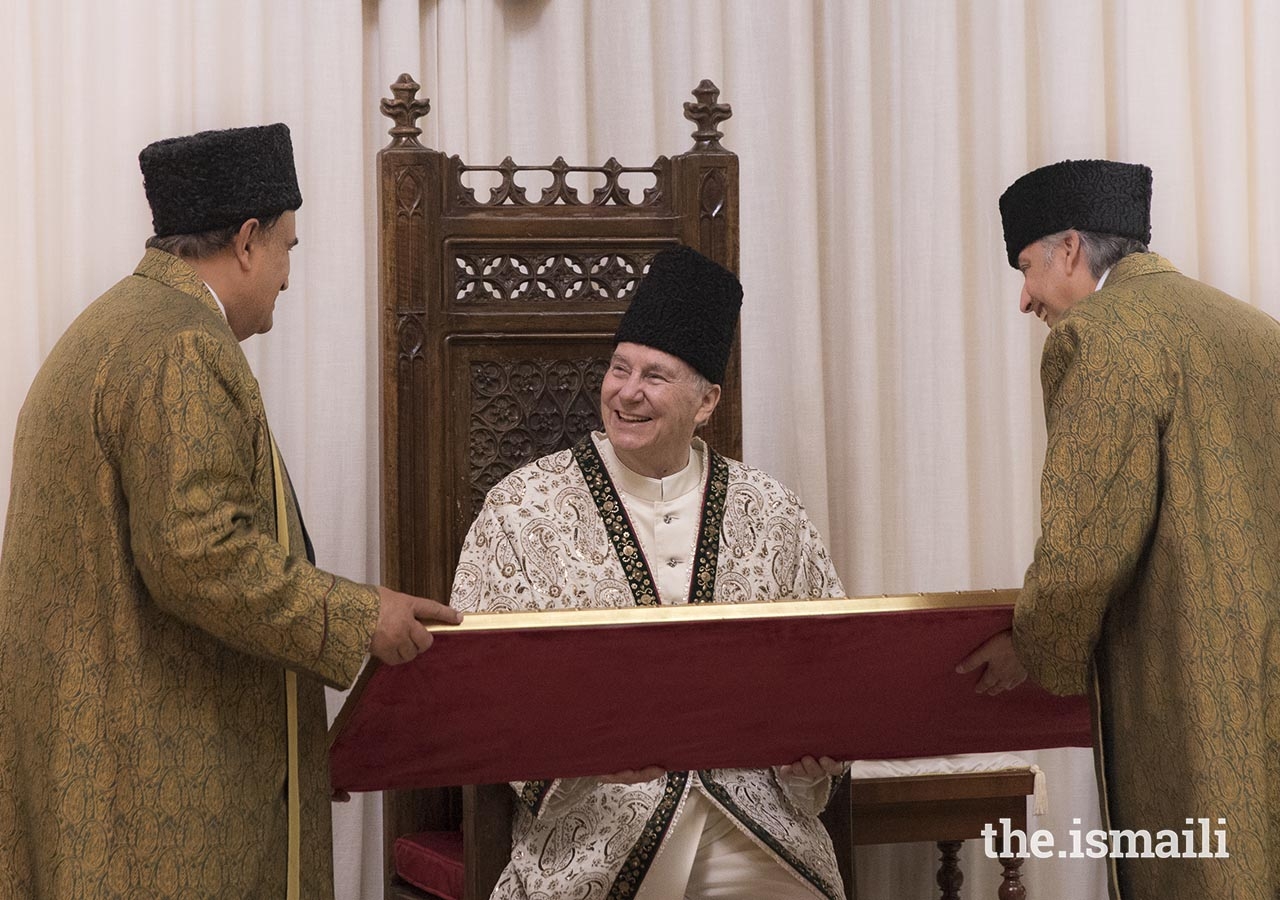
[635,790,820,900]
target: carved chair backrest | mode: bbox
[376,74,743,900]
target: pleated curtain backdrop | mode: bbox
[5,2,1280,899]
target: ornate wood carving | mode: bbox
[936,840,964,900]
[451,155,668,208]
[394,169,425,219]
[396,314,426,359]
[469,357,607,515]
[454,250,656,304]
[698,168,729,261]
[381,74,431,148]
[998,856,1028,900]
[376,73,742,900]
[683,79,732,152]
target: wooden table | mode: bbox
[821,769,1033,899]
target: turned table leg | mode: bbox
[936,840,963,900]
[997,856,1026,900]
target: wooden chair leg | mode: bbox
[997,856,1027,900]
[936,840,963,900]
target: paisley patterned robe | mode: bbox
[451,434,846,900]
[1012,253,1280,899]
[0,250,380,899]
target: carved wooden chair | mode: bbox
[375,73,744,900]
[370,73,1034,900]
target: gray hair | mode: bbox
[1041,229,1148,279]
[145,212,284,261]
[688,370,715,431]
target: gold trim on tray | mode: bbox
[433,589,1020,632]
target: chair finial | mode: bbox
[683,79,732,151]
[381,74,432,147]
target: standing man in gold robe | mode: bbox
[960,159,1280,899]
[0,124,460,899]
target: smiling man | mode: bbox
[450,246,848,900]
[960,159,1280,900]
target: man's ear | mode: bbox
[1060,230,1084,274]
[231,218,261,271]
[695,383,722,426]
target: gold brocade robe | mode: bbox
[1012,253,1280,899]
[0,250,380,899]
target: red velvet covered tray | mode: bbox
[328,590,1092,792]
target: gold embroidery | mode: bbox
[605,772,688,900]
[690,453,728,605]
[518,780,553,814]
[572,437,729,609]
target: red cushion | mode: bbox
[394,830,464,900]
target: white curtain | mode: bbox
[5,1,1279,898]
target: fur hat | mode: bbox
[615,246,742,385]
[999,159,1152,268]
[139,123,302,236]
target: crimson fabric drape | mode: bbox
[331,603,1089,792]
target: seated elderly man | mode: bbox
[450,246,847,900]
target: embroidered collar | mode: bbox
[572,434,728,607]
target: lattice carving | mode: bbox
[455,250,656,303]
[451,155,667,208]
[469,358,607,515]
[376,71,742,900]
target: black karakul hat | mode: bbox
[999,159,1152,268]
[139,123,302,236]
[615,246,743,385]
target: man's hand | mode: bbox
[597,766,666,785]
[370,587,463,665]
[956,629,1027,695]
[776,756,842,784]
